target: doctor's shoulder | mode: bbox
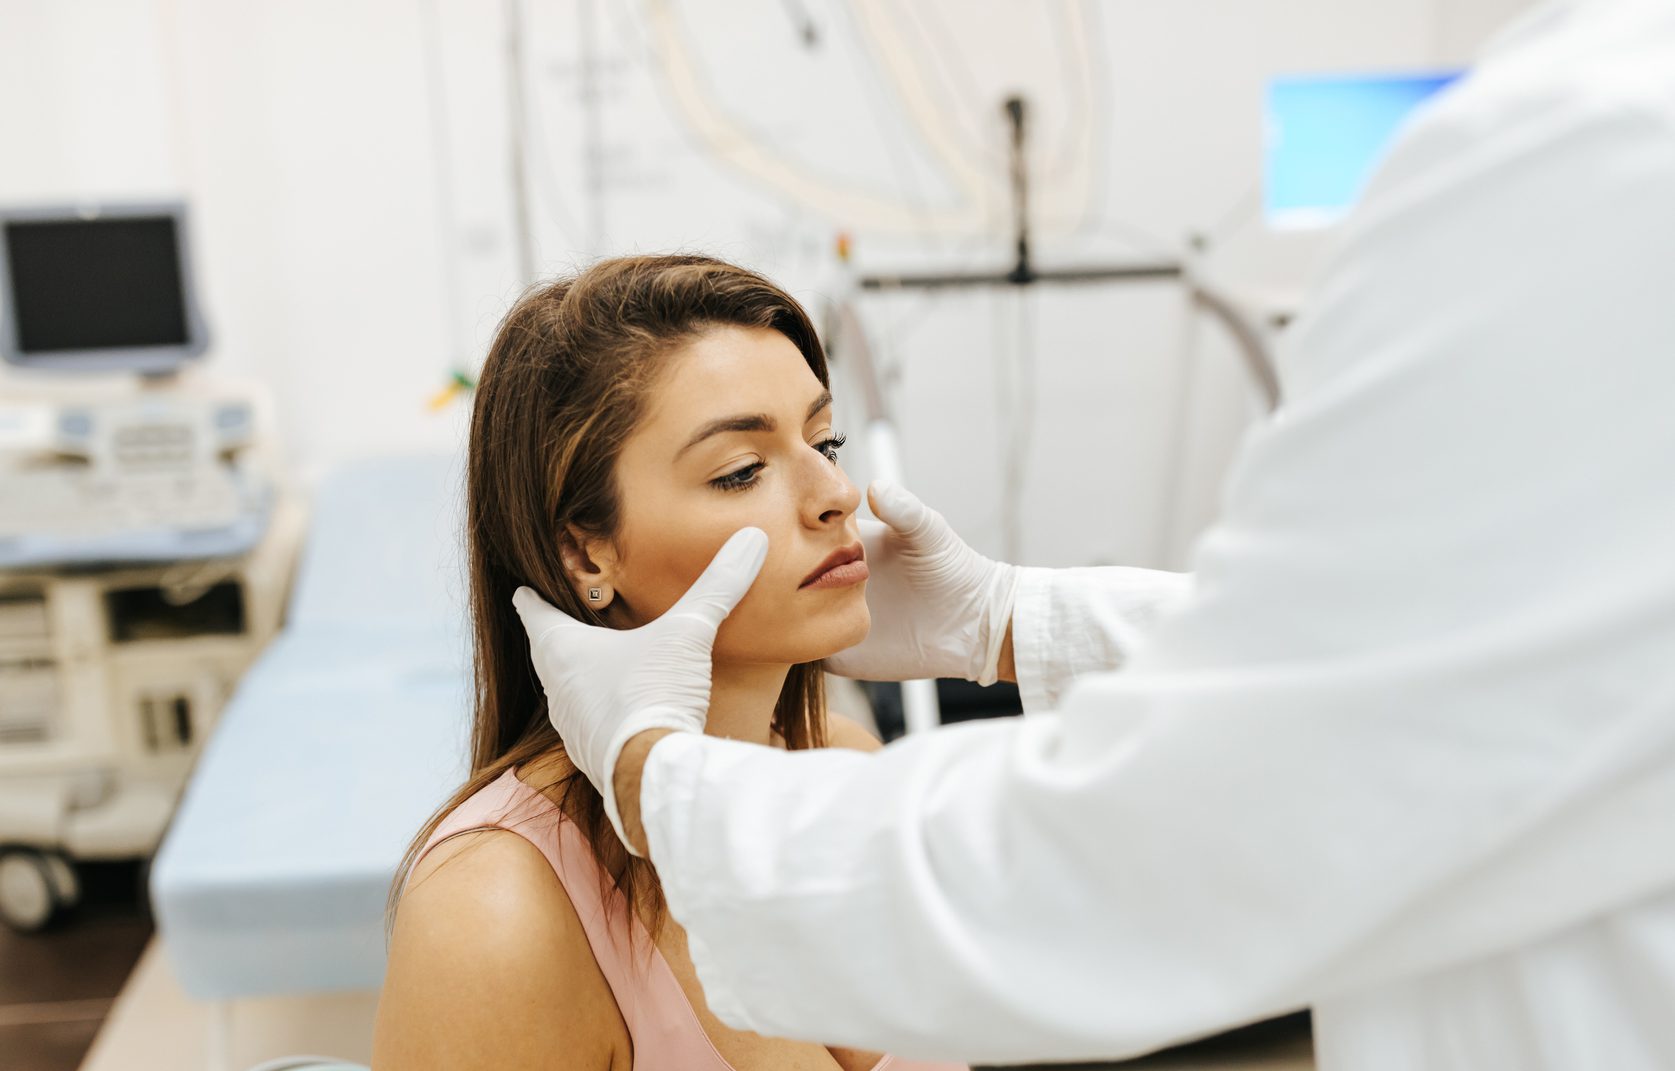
[372,826,632,1071]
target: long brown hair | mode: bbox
[385,254,830,944]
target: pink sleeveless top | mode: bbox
[410,766,969,1071]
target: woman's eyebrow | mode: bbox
[675,388,833,460]
[805,388,833,419]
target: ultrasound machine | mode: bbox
[0,201,302,935]
[0,201,277,568]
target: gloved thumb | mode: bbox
[664,526,770,634]
[867,479,937,540]
[511,585,582,644]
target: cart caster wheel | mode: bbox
[0,849,68,933]
[43,851,80,911]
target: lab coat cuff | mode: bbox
[1013,565,1062,715]
[640,729,704,869]
[1013,565,1193,713]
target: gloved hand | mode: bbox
[510,527,769,853]
[824,480,1021,685]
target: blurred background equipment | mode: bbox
[0,200,302,934]
[1264,70,1463,227]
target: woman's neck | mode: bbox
[704,659,792,747]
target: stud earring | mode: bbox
[588,587,603,602]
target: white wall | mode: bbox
[0,0,1536,569]
[0,0,478,477]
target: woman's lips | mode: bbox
[800,542,867,589]
[800,558,870,590]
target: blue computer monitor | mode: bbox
[1264,70,1463,228]
[0,201,210,375]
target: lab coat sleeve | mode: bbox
[642,75,1675,1063]
[1011,565,1192,714]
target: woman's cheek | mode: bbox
[712,596,778,658]
[659,534,737,605]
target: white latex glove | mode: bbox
[510,526,769,853]
[824,479,1021,685]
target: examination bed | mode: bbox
[150,452,472,1001]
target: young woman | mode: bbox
[372,255,968,1071]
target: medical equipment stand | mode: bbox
[858,95,1281,408]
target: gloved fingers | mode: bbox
[511,584,586,644]
[663,526,770,634]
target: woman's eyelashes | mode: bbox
[818,433,847,462]
[709,434,847,493]
[710,462,763,492]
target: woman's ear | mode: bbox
[559,525,619,610]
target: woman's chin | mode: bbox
[775,606,872,663]
[822,596,870,643]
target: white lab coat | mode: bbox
[641,2,1675,1066]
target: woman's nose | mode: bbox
[805,450,860,526]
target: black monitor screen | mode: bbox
[4,216,189,354]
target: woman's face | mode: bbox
[590,324,869,665]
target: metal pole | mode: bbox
[504,0,537,283]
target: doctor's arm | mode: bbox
[602,528,1173,858]
[627,98,1675,1063]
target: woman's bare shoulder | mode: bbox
[826,711,885,753]
[373,828,629,1071]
